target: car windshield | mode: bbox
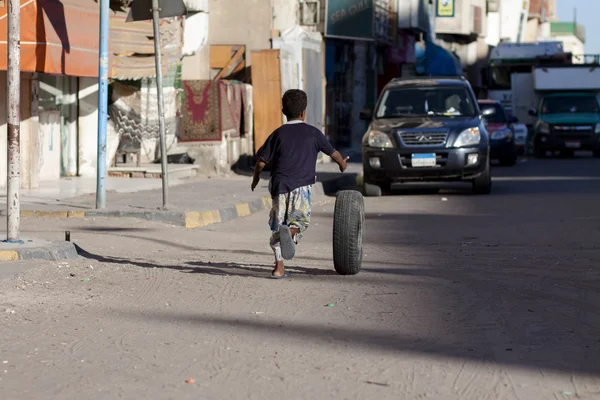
[375,86,477,118]
[478,103,507,123]
[541,96,599,114]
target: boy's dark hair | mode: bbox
[282,89,307,119]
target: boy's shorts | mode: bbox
[269,185,312,261]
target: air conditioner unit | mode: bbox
[300,1,319,26]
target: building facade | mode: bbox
[434,0,489,96]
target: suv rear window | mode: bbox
[478,103,508,123]
[375,86,477,118]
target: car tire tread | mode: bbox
[472,159,492,195]
[333,190,365,276]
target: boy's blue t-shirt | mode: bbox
[256,121,336,196]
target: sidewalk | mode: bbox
[1,163,362,229]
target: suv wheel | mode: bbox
[363,182,383,197]
[472,160,492,195]
[594,150,600,158]
[534,144,546,158]
[560,149,575,158]
[499,156,518,166]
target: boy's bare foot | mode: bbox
[272,260,287,278]
[290,227,300,242]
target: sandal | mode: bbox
[278,225,296,260]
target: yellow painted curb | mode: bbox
[0,251,19,261]
[21,211,84,218]
[235,203,251,217]
[261,196,272,209]
[22,211,69,218]
[184,210,222,229]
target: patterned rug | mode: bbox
[219,82,249,138]
[180,80,222,142]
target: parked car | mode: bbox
[478,100,519,166]
[529,92,600,158]
[360,76,491,196]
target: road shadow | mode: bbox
[74,244,336,279]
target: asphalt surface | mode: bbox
[0,155,599,399]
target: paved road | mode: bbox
[1,156,599,399]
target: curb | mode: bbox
[20,195,274,230]
[18,174,362,229]
[0,240,79,263]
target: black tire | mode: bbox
[593,150,600,158]
[472,159,492,195]
[534,146,546,158]
[333,190,365,276]
[560,149,575,158]
[499,156,518,167]
[363,181,382,197]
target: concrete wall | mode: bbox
[181,0,273,81]
[179,0,270,174]
[435,0,487,37]
[525,19,541,42]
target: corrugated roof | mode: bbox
[110,13,183,80]
[0,1,183,79]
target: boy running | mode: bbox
[251,89,349,279]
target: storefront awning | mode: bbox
[0,1,182,79]
[0,0,100,77]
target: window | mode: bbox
[479,103,508,123]
[375,86,477,118]
[541,96,599,114]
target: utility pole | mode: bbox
[151,0,169,209]
[6,0,21,242]
[96,0,109,209]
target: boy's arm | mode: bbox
[330,151,350,173]
[252,130,278,191]
[316,130,349,172]
[251,160,266,191]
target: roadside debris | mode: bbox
[185,378,196,384]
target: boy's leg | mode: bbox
[269,193,288,277]
[286,185,312,244]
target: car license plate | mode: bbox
[565,141,581,149]
[411,153,436,167]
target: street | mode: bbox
[1,156,600,399]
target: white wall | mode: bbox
[486,11,500,46]
[38,111,62,183]
[0,72,41,189]
[501,0,528,42]
[550,35,585,62]
[78,78,120,178]
[272,0,297,31]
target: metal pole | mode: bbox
[151,0,169,209]
[6,0,21,242]
[96,0,109,209]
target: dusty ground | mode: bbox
[0,157,599,399]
